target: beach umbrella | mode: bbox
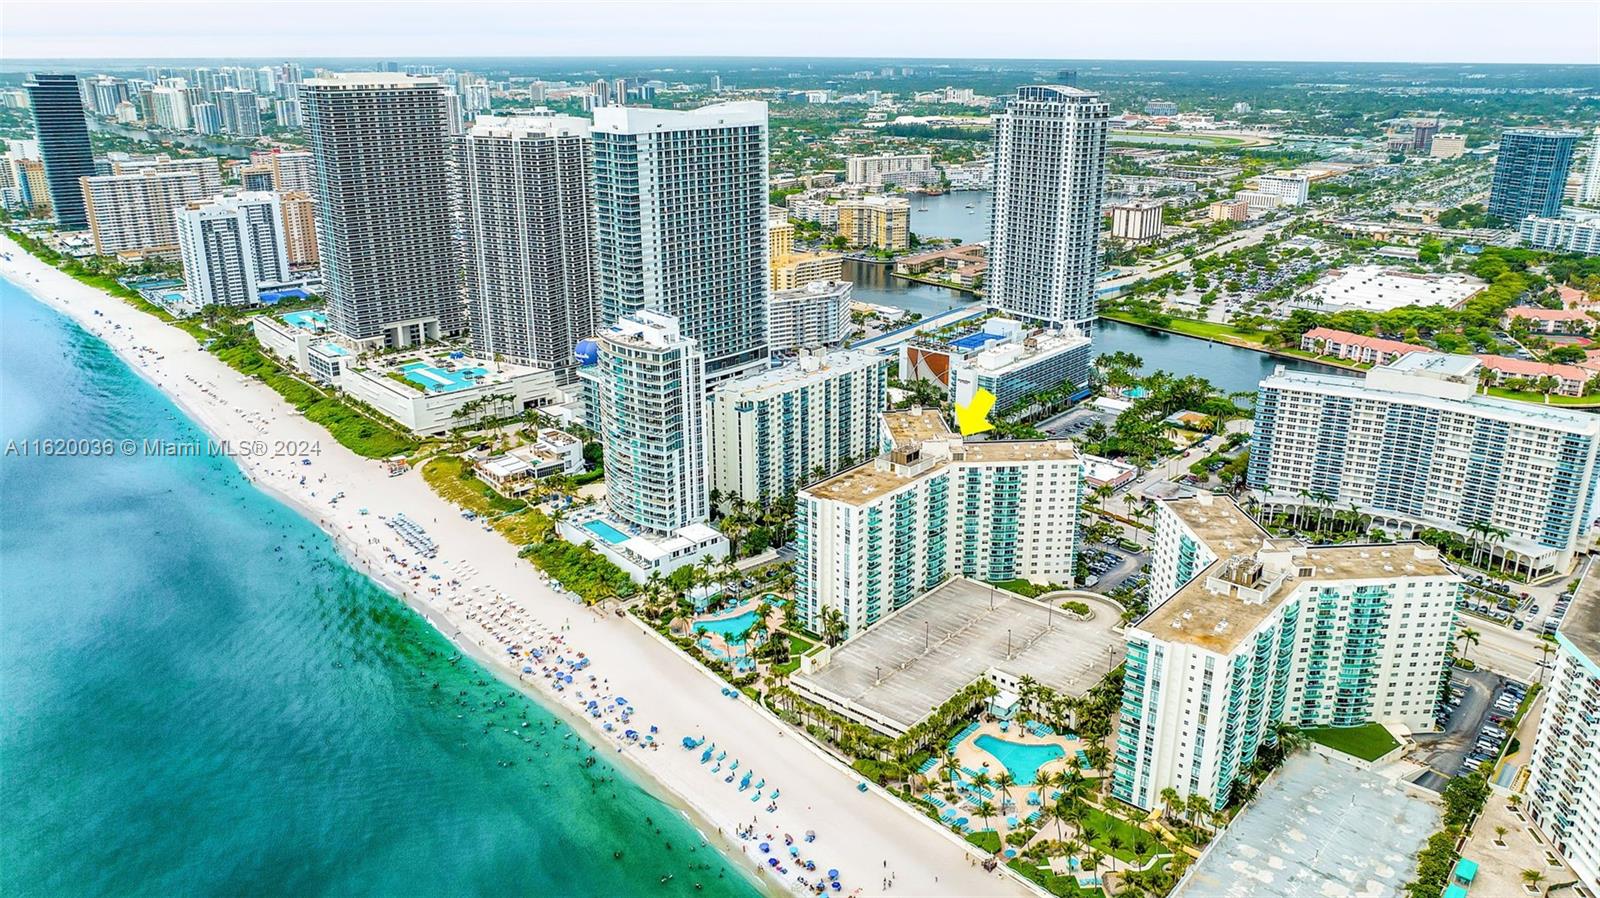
[827,870,838,880]
[759,843,770,854]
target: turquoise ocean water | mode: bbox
[0,275,756,897]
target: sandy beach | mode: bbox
[0,235,1032,898]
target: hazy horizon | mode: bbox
[3,0,1597,66]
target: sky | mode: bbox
[2,0,1597,65]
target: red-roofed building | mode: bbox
[1556,284,1596,309]
[1299,327,1430,366]
[1502,306,1595,335]
[1475,355,1594,397]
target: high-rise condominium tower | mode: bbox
[458,115,597,373]
[592,101,770,385]
[24,73,96,229]
[301,73,461,349]
[596,310,710,535]
[1489,128,1580,223]
[176,191,291,307]
[987,85,1109,333]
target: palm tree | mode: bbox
[1086,850,1106,883]
[1106,832,1125,872]
[971,769,992,799]
[1537,635,1557,685]
[1494,825,1508,846]
[1521,868,1546,895]
[1159,787,1181,825]
[1185,793,1212,831]
[821,607,847,646]
[1051,799,1071,843]
[975,800,997,841]
[995,770,1016,813]
[1456,627,1482,664]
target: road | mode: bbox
[1100,217,1294,293]
[1470,624,1555,685]
[1412,668,1505,780]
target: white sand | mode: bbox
[0,236,1031,898]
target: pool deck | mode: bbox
[951,720,1090,790]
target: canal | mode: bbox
[88,119,255,159]
[841,258,1338,396]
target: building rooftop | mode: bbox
[301,72,442,89]
[1261,363,1600,432]
[963,329,1092,375]
[1301,265,1485,313]
[1559,561,1600,663]
[1174,752,1440,898]
[592,100,768,133]
[882,408,952,449]
[791,578,1124,735]
[715,349,882,400]
[805,462,928,506]
[1143,496,1454,653]
[955,439,1077,464]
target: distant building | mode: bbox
[592,101,771,386]
[1108,199,1164,243]
[1521,211,1600,256]
[1143,99,1177,116]
[709,348,889,505]
[1298,265,1485,313]
[278,190,318,268]
[836,195,910,250]
[846,153,933,186]
[1254,173,1309,206]
[110,154,223,194]
[989,85,1110,331]
[301,73,462,350]
[1412,120,1439,154]
[768,280,853,352]
[943,159,992,190]
[1474,354,1593,397]
[788,197,839,226]
[1502,305,1594,334]
[81,169,211,256]
[268,150,314,193]
[1430,133,1468,159]
[24,73,95,229]
[1582,128,1600,206]
[215,87,261,137]
[1208,198,1250,222]
[176,191,291,307]
[1250,353,1600,576]
[1299,327,1428,366]
[952,328,1093,416]
[238,163,274,192]
[457,114,596,373]
[1489,128,1581,223]
[771,249,844,291]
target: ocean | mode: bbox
[0,275,757,897]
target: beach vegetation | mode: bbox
[521,536,636,605]
[964,829,1001,854]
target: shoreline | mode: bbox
[0,235,1027,898]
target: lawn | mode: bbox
[1097,311,1268,349]
[1485,386,1600,408]
[771,633,817,677]
[965,830,1001,854]
[1006,859,1106,898]
[1078,805,1162,864]
[1302,723,1400,761]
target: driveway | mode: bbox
[1410,668,1508,779]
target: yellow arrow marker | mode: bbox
[955,387,996,436]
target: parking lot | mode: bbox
[1080,542,1147,596]
[1412,668,1527,788]
[1457,569,1582,640]
[1041,406,1116,440]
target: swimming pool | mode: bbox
[401,362,489,393]
[583,520,631,545]
[694,609,760,642]
[282,310,328,331]
[974,734,1065,785]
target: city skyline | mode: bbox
[3,1,1597,65]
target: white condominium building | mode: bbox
[796,410,1082,637]
[1521,211,1600,257]
[110,154,223,194]
[845,153,934,186]
[951,327,1093,416]
[1254,173,1310,206]
[1525,567,1600,895]
[80,169,211,255]
[1583,128,1600,206]
[597,310,711,536]
[268,150,315,193]
[593,101,771,386]
[1249,354,1600,577]
[457,115,597,373]
[988,85,1110,332]
[768,280,853,353]
[1113,494,1461,812]
[176,191,290,307]
[709,348,888,506]
[301,73,462,350]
